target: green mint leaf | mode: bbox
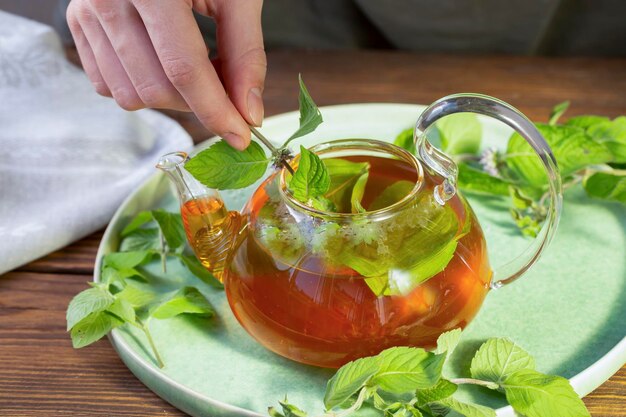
[284,74,323,145]
[388,403,424,417]
[104,250,153,270]
[66,287,115,330]
[394,127,416,154]
[565,115,610,130]
[457,164,512,196]
[415,379,458,405]
[70,311,123,348]
[324,356,381,409]
[371,347,446,393]
[470,338,535,385]
[102,266,143,286]
[505,124,613,187]
[309,196,337,212]
[150,287,214,319]
[434,328,462,356]
[583,116,626,163]
[368,180,415,211]
[179,254,224,289]
[350,170,369,213]
[548,101,570,125]
[583,171,626,203]
[429,397,496,417]
[120,228,161,252]
[508,187,546,238]
[268,407,284,417]
[107,298,136,323]
[502,369,590,417]
[289,146,330,202]
[436,113,482,155]
[115,282,159,308]
[185,140,270,190]
[272,399,308,417]
[121,211,154,236]
[323,159,370,212]
[151,209,186,250]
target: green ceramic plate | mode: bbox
[96,104,626,417]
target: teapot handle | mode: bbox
[413,93,563,289]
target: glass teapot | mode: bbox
[157,94,562,368]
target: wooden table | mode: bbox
[1,51,625,416]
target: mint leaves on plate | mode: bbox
[66,210,221,368]
[394,101,626,237]
[269,331,590,417]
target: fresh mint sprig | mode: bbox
[269,331,590,417]
[67,210,221,368]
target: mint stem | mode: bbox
[159,230,167,274]
[131,319,165,368]
[450,378,499,390]
[249,126,295,175]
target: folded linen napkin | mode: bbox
[0,12,193,275]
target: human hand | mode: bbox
[67,0,266,150]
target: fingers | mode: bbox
[89,1,189,111]
[215,0,267,127]
[132,0,251,149]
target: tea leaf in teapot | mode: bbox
[350,170,369,213]
[324,355,382,409]
[288,146,330,202]
[470,338,535,385]
[283,74,324,146]
[501,369,590,417]
[368,180,414,211]
[323,159,370,212]
[370,346,446,393]
[506,124,613,188]
[437,113,482,155]
[185,140,271,190]
[583,171,626,203]
[150,287,214,319]
[428,397,496,417]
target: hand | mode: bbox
[66,0,266,150]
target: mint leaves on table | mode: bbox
[269,331,590,417]
[394,101,626,237]
[67,210,221,368]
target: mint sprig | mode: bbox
[270,330,590,417]
[66,210,222,368]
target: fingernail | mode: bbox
[247,87,264,127]
[223,132,247,150]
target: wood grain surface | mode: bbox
[1,50,625,416]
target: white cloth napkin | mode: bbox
[0,12,193,275]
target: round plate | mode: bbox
[96,103,626,417]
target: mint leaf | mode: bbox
[107,298,136,323]
[289,146,330,202]
[509,187,546,238]
[150,287,214,319]
[416,379,458,405]
[368,180,415,211]
[103,250,153,270]
[583,171,626,203]
[457,164,512,196]
[584,116,626,162]
[502,369,589,417]
[284,75,323,145]
[324,356,381,409]
[506,124,613,187]
[371,347,445,393]
[185,140,270,190]
[565,115,610,130]
[470,338,535,385]
[323,159,370,212]
[179,254,224,289]
[548,101,570,125]
[120,228,160,251]
[70,311,123,348]
[66,287,115,330]
[115,282,159,308]
[350,170,369,213]
[437,113,482,155]
[430,397,496,417]
[151,209,186,250]
[121,211,154,236]
[434,328,462,356]
[394,127,416,154]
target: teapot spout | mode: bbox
[156,151,241,281]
